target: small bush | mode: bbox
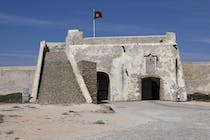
[5,130,14,135]
[187,92,210,101]
[92,120,105,125]
[0,93,22,103]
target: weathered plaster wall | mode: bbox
[0,66,36,95]
[183,62,210,95]
[66,30,187,101]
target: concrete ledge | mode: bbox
[30,41,46,103]
[66,29,176,45]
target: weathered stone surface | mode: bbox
[183,62,210,95]
[1,29,190,103]
[145,55,157,74]
[0,66,35,95]
[37,49,85,104]
[78,61,97,103]
[66,30,187,101]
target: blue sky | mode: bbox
[0,0,210,66]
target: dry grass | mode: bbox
[5,130,14,135]
[92,120,105,125]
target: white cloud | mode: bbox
[181,52,210,61]
[0,12,52,26]
[0,50,37,58]
[0,50,37,66]
[200,38,210,44]
[192,38,210,44]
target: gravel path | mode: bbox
[70,101,210,140]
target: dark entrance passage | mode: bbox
[97,72,109,103]
[142,77,160,100]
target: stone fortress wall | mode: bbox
[1,62,209,98]
[0,66,36,95]
[182,62,210,95]
[1,29,210,103]
[65,30,187,101]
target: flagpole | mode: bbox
[93,9,96,38]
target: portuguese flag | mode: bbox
[94,11,102,19]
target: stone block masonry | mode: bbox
[78,60,97,103]
[37,48,85,104]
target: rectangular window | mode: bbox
[146,55,156,73]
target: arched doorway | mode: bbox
[97,72,109,103]
[142,77,160,100]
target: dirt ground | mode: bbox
[0,103,148,140]
[0,101,209,140]
[183,100,210,107]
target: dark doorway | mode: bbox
[142,77,160,100]
[97,72,109,103]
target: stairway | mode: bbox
[37,49,85,104]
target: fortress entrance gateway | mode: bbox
[97,72,109,103]
[142,77,160,100]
